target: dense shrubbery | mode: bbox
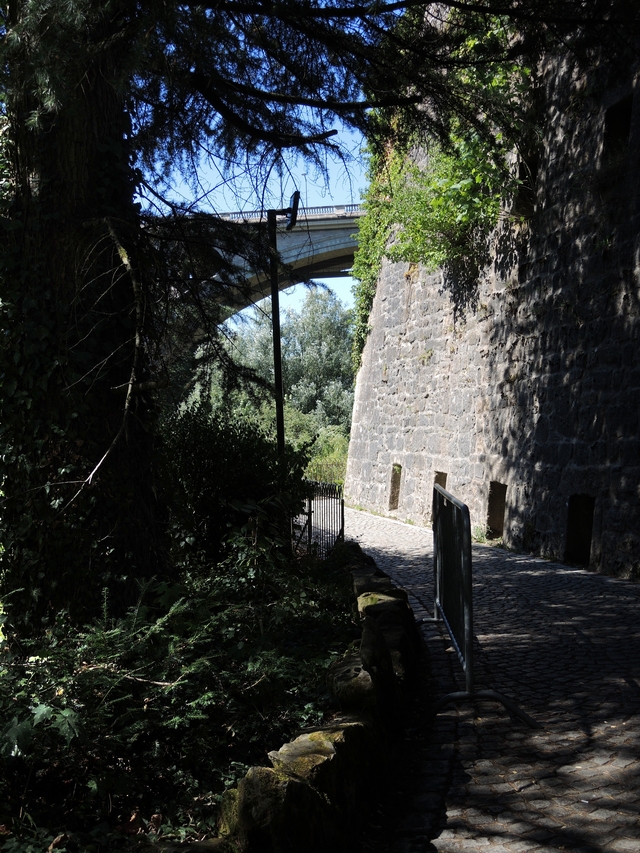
[0,404,358,851]
[161,401,309,562]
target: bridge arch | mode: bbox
[222,204,362,314]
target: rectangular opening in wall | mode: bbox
[564,494,595,567]
[434,471,448,490]
[603,94,633,165]
[512,153,539,219]
[431,472,448,523]
[389,464,402,511]
[487,481,508,539]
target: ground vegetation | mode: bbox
[1,537,358,850]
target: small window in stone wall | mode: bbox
[389,464,402,511]
[434,471,448,490]
[603,94,633,165]
[487,481,508,539]
[564,494,595,567]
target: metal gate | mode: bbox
[293,480,345,559]
[433,483,474,692]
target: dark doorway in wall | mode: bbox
[434,471,448,490]
[487,481,508,539]
[389,464,402,511]
[603,95,633,164]
[431,472,448,523]
[564,494,595,566]
[512,153,539,219]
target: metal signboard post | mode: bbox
[268,191,300,456]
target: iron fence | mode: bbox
[429,484,540,728]
[293,480,345,559]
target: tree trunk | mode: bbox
[0,3,168,627]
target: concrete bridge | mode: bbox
[222,204,362,313]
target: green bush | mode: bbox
[160,401,309,563]
[305,426,350,485]
[351,19,532,369]
[0,537,358,849]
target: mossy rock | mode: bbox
[218,787,240,837]
[357,594,420,648]
[359,615,399,718]
[352,573,396,597]
[267,732,336,781]
[357,590,409,615]
[267,716,379,819]
[235,765,342,853]
[379,623,417,682]
[311,717,382,820]
[328,652,376,712]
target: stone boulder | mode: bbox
[328,652,376,713]
[233,765,341,853]
[267,716,379,819]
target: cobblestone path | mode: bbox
[345,507,640,853]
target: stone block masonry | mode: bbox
[345,54,640,579]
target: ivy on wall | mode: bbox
[351,20,534,370]
[350,145,399,373]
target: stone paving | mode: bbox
[344,507,640,853]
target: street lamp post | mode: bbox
[267,191,300,456]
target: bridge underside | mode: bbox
[221,210,361,315]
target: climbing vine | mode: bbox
[350,145,400,373]
[351,18,534,370]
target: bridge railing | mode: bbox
[222,204,362,222]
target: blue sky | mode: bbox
[279,275,356,312]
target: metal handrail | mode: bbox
[428,484,540,729]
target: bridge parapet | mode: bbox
[222,204,363,222]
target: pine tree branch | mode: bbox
[176,0,618,26]
[190,70,421,111]
[189,72,340,146]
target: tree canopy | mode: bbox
[1,0,638,627]
[231,290,354,427]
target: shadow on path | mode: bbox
[346,508,640,853]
